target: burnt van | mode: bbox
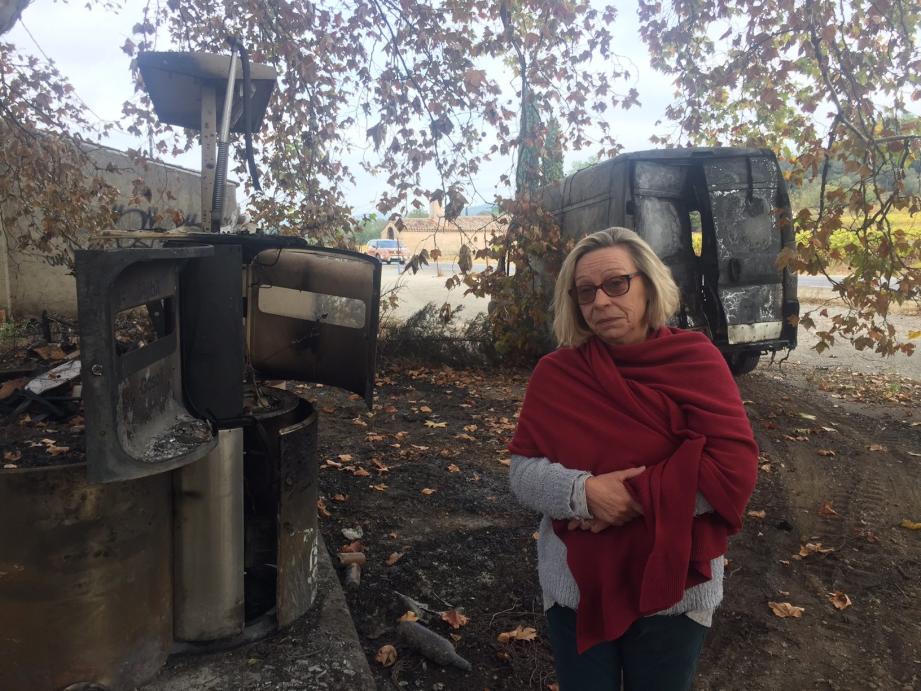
[538,147,798,374]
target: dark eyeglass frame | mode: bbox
[569,272,643,305]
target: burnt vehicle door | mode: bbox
[76,236,379,482]
[542,147,798,374]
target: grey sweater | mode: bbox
[509,455,724,627]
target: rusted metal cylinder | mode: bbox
[0,463,172,691]
[172,427,244,641]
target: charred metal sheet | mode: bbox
[172,243,245,423]
[0,463,172,691]
[76,246,218,483]
[276,401,319,628]
[137,52,276,133]
[248,248,380,407]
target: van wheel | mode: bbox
[727,351,760,376]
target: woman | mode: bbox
[509,227,758,690]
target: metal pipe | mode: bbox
[173,427,245,641]
[211,50,238,232]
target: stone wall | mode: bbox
[0,143,236,319]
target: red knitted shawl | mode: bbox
[509,328,758,652]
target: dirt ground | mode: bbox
[310,353,920,691]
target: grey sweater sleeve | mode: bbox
[509,455,593,520]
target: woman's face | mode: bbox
[573,246,649,346]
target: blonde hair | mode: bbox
[552,227,681,347]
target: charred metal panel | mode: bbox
[76,246,218,483]
[0,464,172,690]
[276,403,319,627]
[248,248,380,407]
[174,243,244,423]
[631,161,707,330]
[703,156,785,328]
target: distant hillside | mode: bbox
[463,203,498,216]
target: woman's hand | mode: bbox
[582,466,646,527]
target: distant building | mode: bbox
[381,199,504,261]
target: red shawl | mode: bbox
[509,328,758,652]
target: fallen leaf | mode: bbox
[866,444,886,452]
[348,393,362,401]
[818,501,840,517]
[340,540,364,553]
[333,493,349,502]
[322,459,342,469]
[817,449,836,457]
[796,542,834,558]
[321,405,336,414]
[375,644,397,667]
[498,458,511,467]
[899,519,921,530]
[828,591,852,610]
[820,426,838,433]
[352,418,368,428]
[372,459,390,473]
[747,509,766,519]
[0,377,27,400]
[768,601,804,618]
[316,498,332,517]
[441,609,470,629]
[447,463,461,473]
[421,488,436,495]
[46,445,71,456]
[3,450,22,462]
[366,433,385,442]
[3,464,16,469]
[532,531,540,540]
[498,625,538,643]
[759,462,772,472]
[385,552,404,566]
[797,412,817,421]
[455,433,476,441]
[371,483,388,491]
[338,454,353,463]
[463,424,478,433]
[425,420,447,428]
[352,467,371,478]
[419,405,432,413]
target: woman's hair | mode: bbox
[552,227,681,347]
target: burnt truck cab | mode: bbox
[539,147,798,374]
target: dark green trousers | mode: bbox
[547,604,708,691]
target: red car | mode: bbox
[365,238,407,264]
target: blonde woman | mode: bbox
[509,228,758,690]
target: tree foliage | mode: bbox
[638,0,921,355]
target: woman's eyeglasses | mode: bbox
[569,272,642,305]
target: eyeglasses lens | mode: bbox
[574,276,630,304]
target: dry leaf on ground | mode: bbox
[498,625,538,643]
[441,609,470,629]
[425,420,447,428]
[375,644,397,667]
[747,509,766,519]
[316,498,332,517]
[768,601,805,618]
[447,463,461,473]
[818,501,840,517]
[796,542,834,558]
[421,488,436,495]
[828,591,852,610]
[899,519,921,530]
[817,449,836,457]
[385,552,404,566]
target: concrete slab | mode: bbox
[141,534,374,691]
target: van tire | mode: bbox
[727,351,760,376]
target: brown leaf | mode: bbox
[352,467,371,478]
[333,493,349,502]
[338,454,353,463]
[441,609,470,629]
[463,424,478,433]
[45,445,71,456]
[425,420,447,428]
[747,509,766,520]
[498,458,511,467]
[385,552,404,566]
[316,498,332,517]
[455,433,476,442]
[796,542,834,558]
[768,601,804,618]
[818,501,840,517]
[370,483,388,492]
[419,405,432,413]
[375,644,397,667]
[817,449,836,457]
[866,443,886,452]
[828,591,852,610]
[420,487,436,495]
[498,625,538,643]
[899,519,921,530]
[3,450,22,462]
[352,418,368,428]
[447,463,461,473]
[0,377,27,401]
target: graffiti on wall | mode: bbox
[112,205,201,231]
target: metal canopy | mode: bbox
[137,51,276,132]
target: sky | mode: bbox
[6,0,675,216]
